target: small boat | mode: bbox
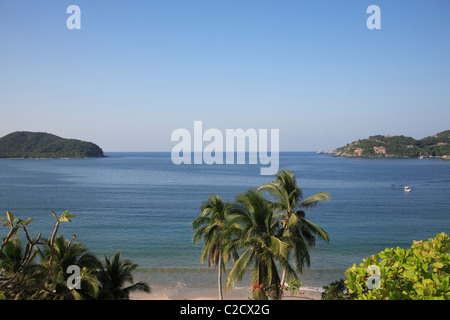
[404,186,412,192]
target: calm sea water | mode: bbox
[0,152,449,289]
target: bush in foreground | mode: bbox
[344,232,449,300]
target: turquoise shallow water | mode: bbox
[0,152,449,289]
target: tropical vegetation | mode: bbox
[225,190,295,300]
[0,210,149,300]
[321,232,450,300]
[192,169,331,300]
[96,252,150,300]
[344,232,449,300]
[258,169,330,285]
[192,195,239,300]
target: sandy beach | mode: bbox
[130,285,322,300]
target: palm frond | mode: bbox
[225,248,253,291]
[300,191,330,209]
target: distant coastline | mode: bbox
[318,130,450,160]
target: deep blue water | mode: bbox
[0,152,449,288]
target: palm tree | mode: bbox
[192,194,239,300]
[37,235,100,299]
[0,238,40,299]
[225,190,295,300]
[0,238,35,275]
[258,169,330,285]
[96,252,150,300]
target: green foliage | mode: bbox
[0,211,34,245]
[258,169,330,278]
[321,279,348,300]
[191,194,239,300]
[335,130,450,158]
[280,279,303,296]
[96,253,151,300]
[193,169,330,300]
[345,232,450,300]
[33,235,100,300]
[51,210,77,223]
[0,210,149,300]
[225,190,290,300]
[0,131,104,158]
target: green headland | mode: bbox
[0,131,104,158]
[321,130,450,159]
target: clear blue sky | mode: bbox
[1,0,449,151]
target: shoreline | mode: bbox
[329,154,447,159]
[129,285,323,300]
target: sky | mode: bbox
[0,0,449,152]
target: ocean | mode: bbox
[0,152,449,290]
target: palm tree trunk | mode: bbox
[281,269,286,286]
[218,251,223,300]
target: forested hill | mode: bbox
[0,132,105,158]
[333,130,450,158]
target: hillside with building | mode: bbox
[329,130,450,159]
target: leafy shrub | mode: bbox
[321,279,348,300]
[345,232,450,300]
